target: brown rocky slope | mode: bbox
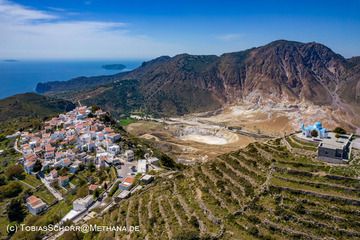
[36,40,360,127]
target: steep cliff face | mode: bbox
[36,40,359,117]
[130,40,349,110]
[340,56,360,105]
[218,41,346,104]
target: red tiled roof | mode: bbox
[25,154,37,161]
[59,175,69,181]
[26,195,45,208]
[88,184,98,191]
[123,176,135,184]
[63,158,71,164]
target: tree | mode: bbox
[93,188,100,198]
[160,155,178,169]
[88,163,96,172]
[7,198,26,222]
[100,114,115,124]
[0,175,7,186]
[5,165,25,180]
[32,160,42,173]
[58,167,68,176]
[78,164,85,171]
[334,127,346,135]
[0,134,6,142]
[76,186,88,198]
[248,226,259,236]
[1,182,23,198]
[310,129,318,138]
[91,105,100,113]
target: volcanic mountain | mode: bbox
[36,40,360,127]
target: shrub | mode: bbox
[0,175,7,186]
[248,215,261,224]
[173,229,199,240]
[93,188,100,198]
[311,130,318,138]
[5,165,25,180]
[189,216,199,228]
[109,181,120,197]
[160,155,177,169]
[149,216,156,226]
[91,105,100,113]
[248,226,259,236]
[7,198,26,222]
[87,163,96,172]
[0,182,23,198]
[294,204,306,214]
[333,127,346,134]
[32,160,42,173]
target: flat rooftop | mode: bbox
[61,209,82,222]
[117,190,131,199]
[295,132,351,149]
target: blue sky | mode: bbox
[1,0,359,59]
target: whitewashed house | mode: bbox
[137,159,148,173]
[107,133,121,143]
[73,195,94,211]
[124,150,135,162]
[26,195,47,215]
[107,144,120,155]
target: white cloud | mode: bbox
[216,33,243,42]
[0,0,55,21]
[0,0,176,59]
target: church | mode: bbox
[301,122,328,139]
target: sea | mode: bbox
[0,60,143,99]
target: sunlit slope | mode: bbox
[88,140,360,240]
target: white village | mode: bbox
[17,106,160,225]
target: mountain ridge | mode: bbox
[0,93,76,135]
[35,40,360,126]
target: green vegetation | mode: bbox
[285,135,317,151]
[7,198,26,222]
[334,127,347,134]
[119,117,136,126]
[311,129,318,138]
[0,102,181,239]
[89,140,360,240]
[0,134,60,237]
[82,80,145,117]
[109,180,121,197]
[0,93,75,135]
[23,174,42,188]
[0,182,22,198]
[5,164,25,180]
[12,201,72,239]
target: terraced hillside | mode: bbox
[87,139,360,240]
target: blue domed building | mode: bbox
[301,121,328,139]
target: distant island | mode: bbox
[102,64,126,70]
[3,59,19,62]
